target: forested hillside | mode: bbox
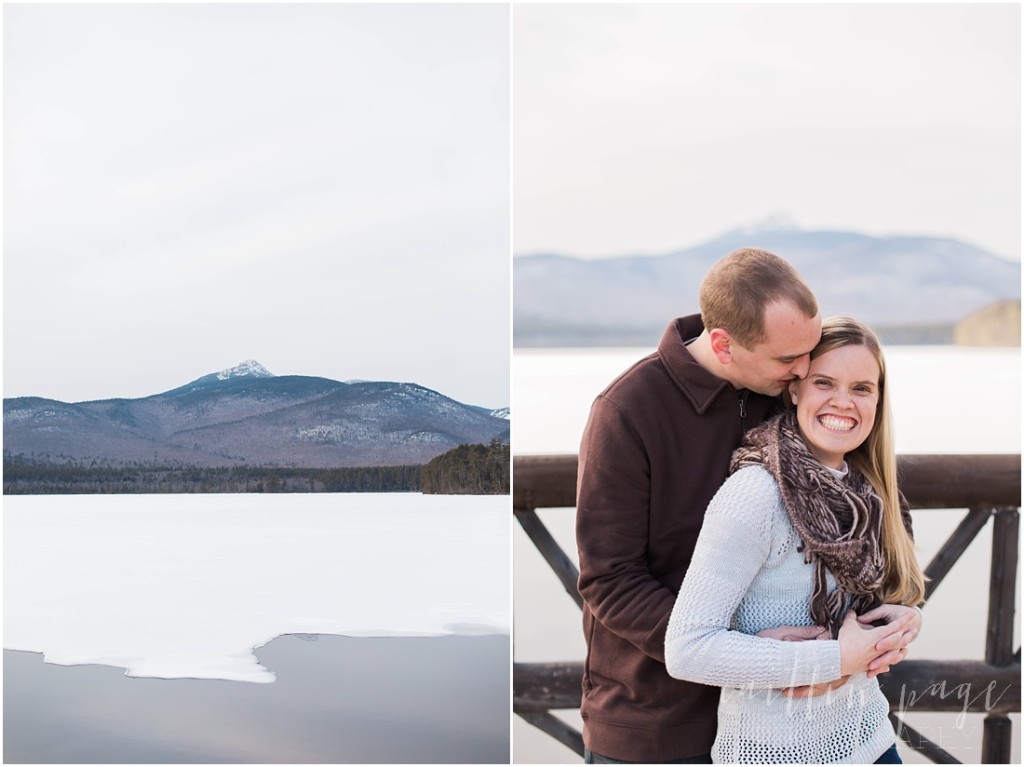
[420,441,510,495]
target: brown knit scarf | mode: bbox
[730,411,885,638]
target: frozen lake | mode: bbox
[4,493,510,683]
[3,492,511,763]
[4,634,510,764]
[513,345,1021,456]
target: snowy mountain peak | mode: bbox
[490,407,510,420]
[216,360,275,381]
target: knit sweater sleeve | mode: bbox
[664,466,843,689]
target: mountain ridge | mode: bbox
[4,363,510,469]
[514,225,1021,347]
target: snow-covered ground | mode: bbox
[4,493,509,684]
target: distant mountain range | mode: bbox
[4,361,510,468]
[514,224,1021,346]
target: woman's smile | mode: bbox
[818,414,857,432]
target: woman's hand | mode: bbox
[838,610,906,677]
[857,604,921,677]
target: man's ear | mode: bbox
[708,328,733,364]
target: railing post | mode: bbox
[982,507,1019,764]
[513,507,582,609]
[923,507,991,599]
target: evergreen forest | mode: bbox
[420,440,510,495]
[3,442,509,496]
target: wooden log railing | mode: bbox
[513,453,1021,764]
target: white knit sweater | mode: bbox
[665,465,896,764]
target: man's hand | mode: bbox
[781,675,851,699]
[756,624,849,698]
[858,604,922,678]
[756,625,830,642]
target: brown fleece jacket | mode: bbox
[576,315,778,762]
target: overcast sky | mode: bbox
[514,3,1021,261]
[4,4,510,407]
[5,3,1020,405]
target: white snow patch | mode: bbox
[490,408,510,420]
[404,430,448,444]
[296,424,346,442]
[4,494,509,684]
[216,360,274,381]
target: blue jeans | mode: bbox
[584,749,712,764]
[875,743,902,763]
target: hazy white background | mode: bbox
[4,3,510,409]
[514,3,1021,261]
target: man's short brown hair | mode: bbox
[698,248,818,347]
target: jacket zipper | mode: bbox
[738,390,748,420]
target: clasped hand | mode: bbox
[756,604,921,699]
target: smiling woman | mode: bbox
[664,316,926,764]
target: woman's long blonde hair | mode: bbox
[810,317,927,607]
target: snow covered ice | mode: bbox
[4,493,510,683]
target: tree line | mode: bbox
[420,440,510,495]
[3,442,509,495]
